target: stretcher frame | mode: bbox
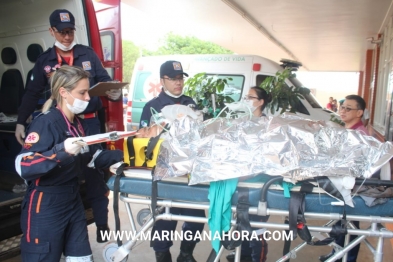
[106,169,393,262]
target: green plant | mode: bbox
[330,114,345,126]
[184,73,234,119]
[260,68,310,114]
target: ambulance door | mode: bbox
[90,0,124,149]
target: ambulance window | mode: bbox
[100,31,114,78]
[293,100,310,115]
[256,75,271,87]
[206,74,244,102]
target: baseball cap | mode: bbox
[50,9,75,31]
[160,60,189,78]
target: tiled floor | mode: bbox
[4,192,393,262]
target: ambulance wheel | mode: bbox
[137,208,152,226]
[102,242,128,262]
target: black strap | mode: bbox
[236,188,253,234]
[113,163,127,247]
[288,192,305,240]
[143,124,169,167]
[300,181,314,193]
[126,136,136,166]
[283,192,308,257]
[283,218,291,258]
[222,188,252,250]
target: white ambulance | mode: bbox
[127,54,333,130]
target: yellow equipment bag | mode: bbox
[123,137,163,168]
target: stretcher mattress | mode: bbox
[107,169,393,217]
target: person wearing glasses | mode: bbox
[15,9,121,243]
[15,66,123,261]
[226,86,272,262]
[319,94,368,262]
[139,60,205,262]
[139,60,196,128]
[339,94,369,135]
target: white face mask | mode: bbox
[66,92,89,114]
[244,99,257,112]
[55,40,77,52]
[163,85,183,98]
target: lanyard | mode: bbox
[56,49,74,66]
[57,107,85,137]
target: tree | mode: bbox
[142,32,233,56]
[122,40,140,83]
[121,33,233,93]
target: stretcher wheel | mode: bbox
[137,208,152,226]
[102,242,128,262]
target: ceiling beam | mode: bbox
[221,0,308,70]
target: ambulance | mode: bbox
[0,0,123,259]
[127,54,333,130]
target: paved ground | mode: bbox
[4,191,393,262]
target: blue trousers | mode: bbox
[83,117,110,226]
[239,214,268,262]
[152,208,205,252]
[20,184,91,261]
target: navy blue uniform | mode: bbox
[15,108,123,261]
[139,89,196,128]
[17,44,113,228]
[140,90,205,252]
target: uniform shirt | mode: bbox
[139,89,196,128]
[17,44,112,125]
[15,108,122,186]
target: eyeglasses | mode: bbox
[243,95,259,101]
[339,105,359,112]
[53,28,75,36]
[162,77,185,83]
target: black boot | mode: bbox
[96,224,110,243]
[319,251,341,262]
[156,251,172,262]
[177,242,197,262]
[226,251,252,262]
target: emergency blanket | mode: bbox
[153,114,393,185]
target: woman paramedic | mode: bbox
[227,85,272,262]
[15,65,123,262]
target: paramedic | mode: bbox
[140,60,205,262]
[14,9,121,242]
[319,94,368,262]
[15,66,123,261]
[226,86,272,262]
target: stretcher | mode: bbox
[104,165,393,262]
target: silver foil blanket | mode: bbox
[153,114,393,185]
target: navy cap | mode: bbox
[50,9,75,31]
[160,60,189,78]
